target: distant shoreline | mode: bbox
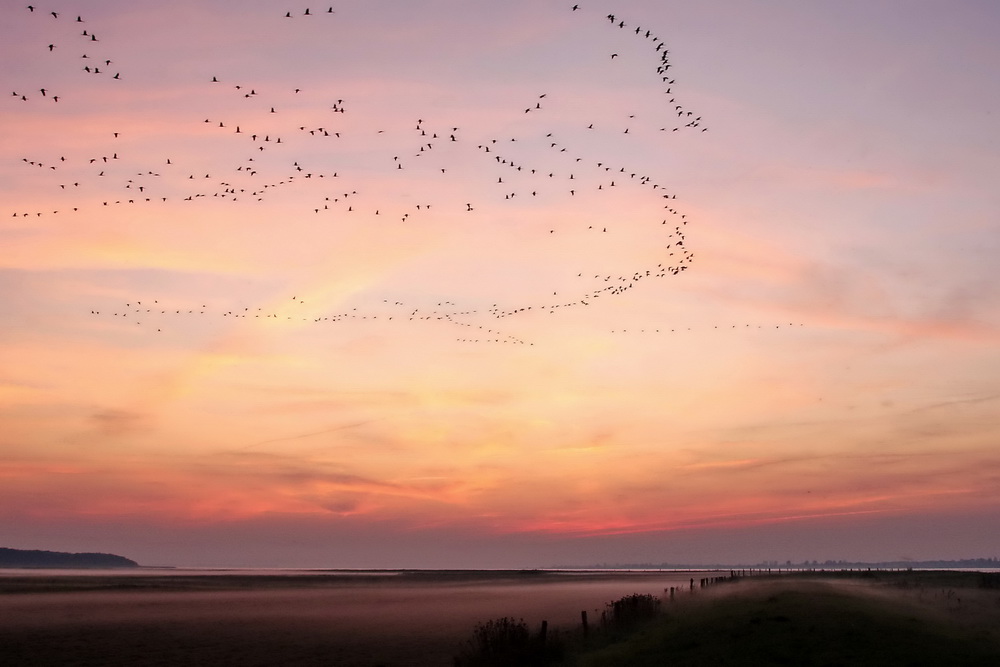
[3,545,996,573]
[556,558,1000,571]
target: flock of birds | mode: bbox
[8,4,800,345]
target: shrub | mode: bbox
[470,617,531,658]
[454,616,563,666]
[601,593,661,630]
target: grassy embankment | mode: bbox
[456,571,1000,666]
[574,571,1000,667]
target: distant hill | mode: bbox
[0,547,139,569]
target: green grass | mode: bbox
[574,582,1000,667]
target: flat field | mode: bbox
[0,569,699,666]
[2,569,998,666]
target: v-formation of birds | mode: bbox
[8,4,798,344]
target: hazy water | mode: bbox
[0,569,719,666]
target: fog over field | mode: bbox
[0,570,703,665]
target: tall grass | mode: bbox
[454,616,564,666]
[455,593,664,665]
[600,593,661,631]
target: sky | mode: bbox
[2,0,999,569]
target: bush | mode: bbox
[601,593,661,631]
[470,617,531,658]
[454,616,563,666]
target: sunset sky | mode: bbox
[2,0,998,568]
